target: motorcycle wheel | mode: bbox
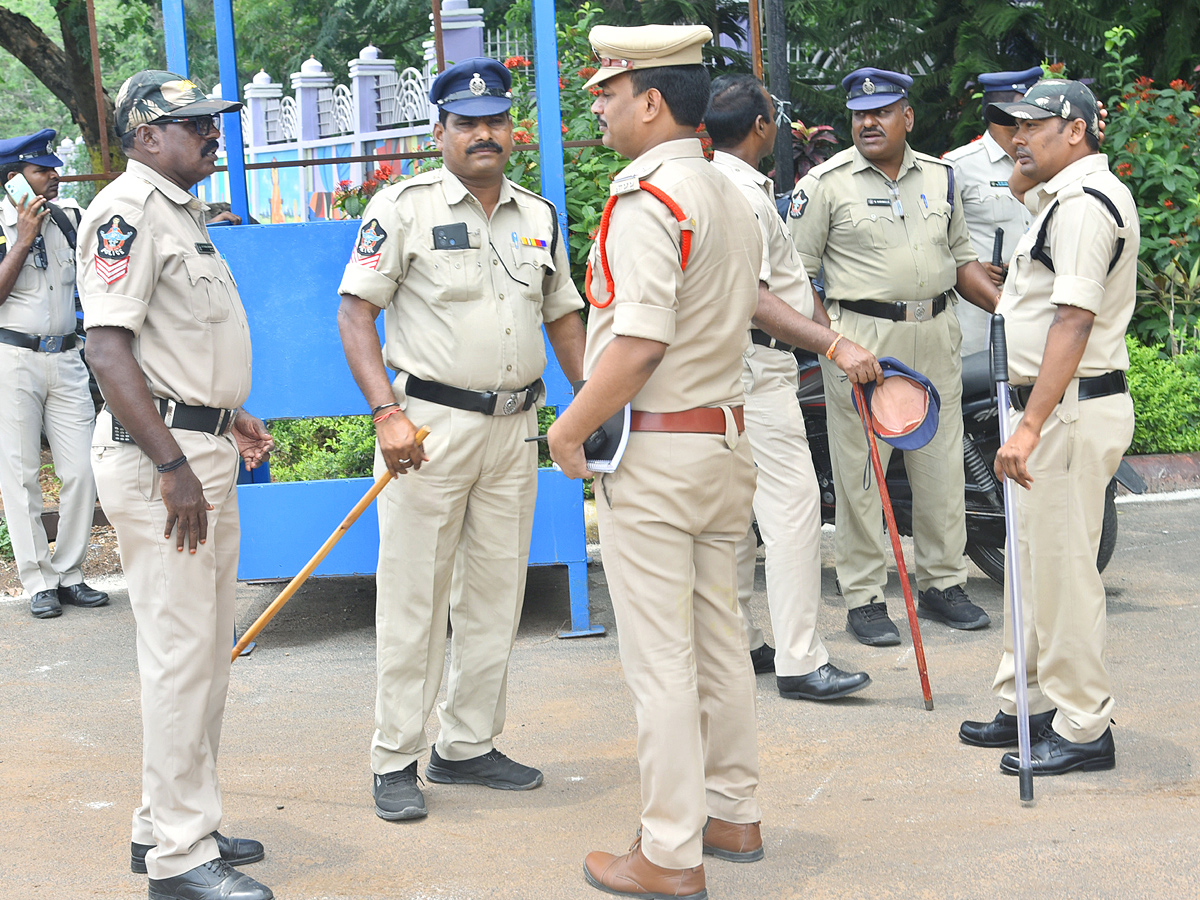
[966,478,1119,585]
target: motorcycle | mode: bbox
[792,348,1146,584]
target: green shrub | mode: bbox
[267,416,376,482]
[0,518,12,562]
[1126,334,1200,453]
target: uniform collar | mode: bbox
[851,142,918,180]
[0,197,18,227]
[125,159,209,213]
[618,137,705,179]
[439,166,516,210]
[1029,154,1111,212]
[711,150,772,190]
[980,130,1012,163]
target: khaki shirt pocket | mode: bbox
[14,257,38,292]
[430,247,486,302]
[920,198,952,246]
[847,206,896,251]
[514,244,555,301]
[55,247,76,284]
[184,254,234,323]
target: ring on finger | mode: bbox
[398,458,411,465]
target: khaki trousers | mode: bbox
[820,305,968,608]
[371,395,538,773]
[91,411,240,879]
[735,345,828,676]
[992,388,1133,744]
[596,426,761,870]
[0,343,96,594]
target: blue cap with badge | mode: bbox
[0,129,62,169]
[842,68,913,111]
[430,57,513,118]
[978,67,1044,95]
[852,357,941,450]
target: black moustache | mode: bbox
[468,142,503,154]
[203,140,220,155]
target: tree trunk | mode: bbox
[0,3,123,174]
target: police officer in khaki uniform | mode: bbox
[960,81,1136,775]
[549,26,764,898]
[706,74,877,701]
[0,130,107,619]
[79,71,273,900]
[337,58,585,822]
[942,67,1042,354]
[789,68,1001,647]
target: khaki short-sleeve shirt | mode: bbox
[711,151,813,318]
[789,145,976,303]
[583,139,761,412]
[942,131,1032,265]
[337,168,582,398]
[997,154,1138,383]
[77,160,252,410]
[0,197,80,335]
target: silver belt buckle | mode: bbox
[497,391,523,416]
[911,301,929,323]
[38,334,62,352]
[162,399,177,427]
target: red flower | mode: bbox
[559,77,566,89]
[561,123,568,134]
[1164,199,1176,209]
[504,56,532,70]
[513,129,533,145]
[1047,62,1065,75]
[362,179,378,192]
[1170,239,1179,245]
[1167,114,1179,125]
[588,86,602,96]
[578,66,598,79]
[1169,79,1194,91]
[1116,162,1133,177]
[376,163,393,180]
[337,179,352,189]
[1135,75,1155,88]
[519,118,535,128]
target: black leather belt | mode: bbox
[0,327,78,353]
[1011,371,1128,412]
[840,295,948,323]
[406,374,543,416]
[750,329,796,353]
[111,399,238,444]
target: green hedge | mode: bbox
[1126,335,1200,453]
[267,416,376,482]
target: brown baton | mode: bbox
[231,425,430,661]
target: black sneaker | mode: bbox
[373,762,427,821]
[846,600,901,646]
[426,747,543,791]
[749,643,776,674]
[917,585,991,630]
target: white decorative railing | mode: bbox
[486,28,532,70]
[317,83,356,137]
[278,96,298,142]
[378,67,431,128]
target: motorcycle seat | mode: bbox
[961,350,994,400]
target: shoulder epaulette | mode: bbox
[1030,185,1126,275]
[805,148,855,180]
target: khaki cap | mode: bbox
[585,25,712,89]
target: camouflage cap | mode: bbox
[115,70,242,135]
[985,79,1100,140]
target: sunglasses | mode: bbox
[152,115,222,137]
[31,235,48,270]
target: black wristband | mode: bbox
[371,402,400,415]
[156,455,188,474]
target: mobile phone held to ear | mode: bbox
[4,173,38,207]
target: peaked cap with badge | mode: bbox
[584,24,712,89]
[0,129,63,169]
[985,78,1100,139]
[978,66,1044,95]
[430,57,513,117]
[842,68,913,111]
[114,70,241,135]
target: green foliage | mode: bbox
[267,415,376,482]
[1126,334,1200,453]
[0,517,12,562]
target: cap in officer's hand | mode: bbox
[430,58,513,118]
[978,67,1044,95]
[985,79,1100,140]
[842,68,913,111]
[115,70,242,136]
[585,25,712,89]
[0,129,62,168]
[852,357,941,450]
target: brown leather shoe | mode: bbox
[701,817,763,862]
[583,837,707,899]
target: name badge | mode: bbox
[867,198,891,207]
[195,242,216,254]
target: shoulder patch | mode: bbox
[94,215,137,284]
[353,218,387,270]
[789,188,810,219]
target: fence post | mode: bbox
[243,70,282,149]
[291,57,334,142]
[438,0,485,64]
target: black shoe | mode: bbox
[749,643,776,674]
[373,761,427,821]
[131,831,265,875]
[777,663,871,701]
[147,858,273,900]
[959,708,1057,748]
[58,581,109,607]
[917,585,990,630]
[1000,726,1116,776]
[846,600,900,646]
[30,589,62,619]
[426,747,543,791]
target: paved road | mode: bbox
[2,495,1196,899]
